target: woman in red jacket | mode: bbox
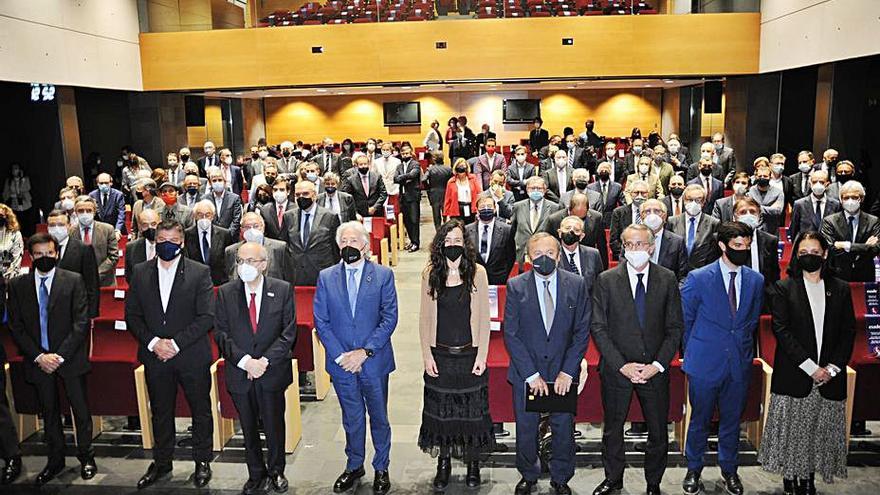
[443,158,482,225]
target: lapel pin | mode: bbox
[267,292,275,297]
[826,291,831,297]
[366,275,372,283]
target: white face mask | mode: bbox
[243,228,264,244]
[197,218,212,231]
[811,183,826,196]
[222,156,232,166]
[842,198,861,214]
[237,263,259,283]
[515,155,526,163]
[61,198,75,211]
[606,149,616,158]
[555,158,567,168]
[772,164,784,175]
[798,163,812,173]
[638,164,650,175]
[668,144,680,153]
[736,214,759,229]
[701,151,712,160]
[684,201,702,216]
[733,183,748,196]
[77,212,94,227]
[273,191,288,204]
[643,213,663,231]
[48,226,69,242]
[258,151,268,159]
[211,181,225,193]
[381,150,391,158]
[624,250,650,268]
[367,143,376,151]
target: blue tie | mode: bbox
[635,273,646,328]
[347,268,358,317]
[302,213,311,247]
[849,216,857,243]
[38,276,50,350]
[686,217,696,254]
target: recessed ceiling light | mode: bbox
[233,92,242,95]
[567,85,576,89]
[264,94,273,97]
[663,79,674,84]
[337,92,346,95]
[316,89,327,93]
[645,84,652,87]
[401,86,412,90]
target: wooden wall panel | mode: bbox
[140,13,760,90]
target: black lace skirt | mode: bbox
[418,348,495,461]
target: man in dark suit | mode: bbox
[124,208,161,284]
[204,170,243,240]
[640,200,689,283]
[712,172,751,224]
[790,151,816,204]
[542,149,575,204]
[688,159,724,215]
[89,173,126,235]
[214,242,297,495]
[623,138,645,176]
[340,154,388,218]
[503,233,590,495]
[197,140,219,176]
[545,193,608,269]
[474,137,506,190]
[528,118,549,157]
[314,137,340,175]
[591,224,683,495]
[467,195,516,285]
[686,142,726,182]
[579,119,603,154]
[225,212,294,284]
[125,220,215,489]
[769,153,794,207]
[609,180,650,260]
[218,148,244,195]
[749,164,786,236]
[821,180,880,282]
[601,143,628,184]
[47,210,100,317]
[732,197,780,286]
[394,144,422,251]
[509,177,563,262]
[70,196,119,287]
[474,123,497,155]
[667,184,721,271]
[663,174,687,219]
[557,215,604,293]
[282,180,341,286]
[507,146,536,202]
[711,133,739,177]
[185,200,234,285]
[318,172,357,223]
[788,169,840,242]
[589,162,625,228]
[260,177,293,241]
[425,153,453,229]
[0,274,21,484]
[564,134,591,170]
[7,233,96,485]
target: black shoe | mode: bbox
[720,472,743,495]
[593,478,623,495]
[515,478,537,495]
[465,460,480,488]
[193,461,212,488]
[243,477,270,495]
[1,457,22,485]
[433,457,451,491]
[80,457,98,480]
[408,245,419,253]
[682,470,704,495]
[783,478,796,495]
[372,470,390,495]
[34,462,65,486]
[647,483,661,495]
[551,481,573,495]
[801,473,816,495]
[333,467,365,493]
[137,462,172,490]
[269,471,288,493]
[625,422,649,437]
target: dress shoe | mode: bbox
[333,467,365,493]
[408,245,419,253]
[682,470,704,495]
[465,460,480,488]
[551,480,573,494]
[268,471,288,493]
[800,473,816,495]
[1,456,22,485]
[783,478,796,495]
[720,471,743,495]
[432,456,451,491]
[34,462,65,486]
[592,478,623,495]
[137,462,172,489]
[515,478,537,495]
[193,461,212,488]
[243,477,270,495]
[373,470,390,495]
[80,457,98,480]
[625,422,649,437]
[646,483,661,495]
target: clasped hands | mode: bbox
[620,362,659,384]
[339,349,369,374]
[244,357,270,380]
[153,339,178,362]
[528,372,574,397]
[424,357,486,378]
[36,353,63,374]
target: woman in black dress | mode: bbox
[418,219,493,490]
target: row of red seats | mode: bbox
[261,0,436,26]
[475,0,656,18]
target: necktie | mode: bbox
[568,152,574,167]
[38,276,50,350]
[362,174,369,197]
[347,268,358,316]
[302,213,311,247]
[635,273,646,328]
[601,182,608,204]
[201,230,210,263]
[542,280,554,333]
[674,199,681,216]
[103,193,108,208]
[568,253,580,275]
[248,292,258,333]
[530,204,539,231]
[802,177,808,195]
[83,226,91,245]
[277,204,284,227]
[848,216,856,243]
[728,271,738,316]
[147,242,154,260]
[480,225,488,260]
[814,200,822,228]
[705,177,711,197]
[686,217,696,254]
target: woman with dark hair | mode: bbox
[445,117,459,161]
[338,138,355,176]
[418,219,493,491]
[246,183,273,213]
[759,231,855,495]
[442,158,482,225]
[630,127,642,142]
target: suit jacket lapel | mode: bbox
[490,221,505,260]
[354,262,374,318]
[166,259,186,315]
[47,272,61,313]
[856,212,868,241]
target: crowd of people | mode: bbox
[0,117,875,495]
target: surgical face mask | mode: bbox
[638,164,650,175]
[211,181,225,193]
[631,196,646,207]
[243,227,264,244]
[624,250,650,268]
[772,164,784,175]
[98,184,110,193]
[684,201,702,216]
[61,198,75,211]
[668,144,680,154]
[528,190,544,202]
[282,149,291,157]
[258,151,268,159]
[736,214,759,229]
[367,143,376,151]
[643,213,663,231]
[811,183,826,196]
[48,226,69,242]
[237,263,259,283]
[555,158,567,168]
[842,198,861,214]
[798,254,824,273]
[632,146,642,154]
[701,151,712,160]
[714,142,724,151]
[306,173,318,182]
[197,218,212,231]
[223,156,233,165]
[77,212,94,226]
[515,154,527,163]
[566,142,575,149]
[733,183,748,196]
[798,163,812,173]
[381,150,391,158]
[606,149,616,158]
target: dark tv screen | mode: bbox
[383,101,421,126]
[503,99,541,123]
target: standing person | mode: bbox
[124,209,160,283]
[423,120,443,156]
[69,196,119,287]
[313,221,398,495]
[318,172,357,223]
[467,195,516,285]
[426,152,453,230]
[89,173,127,237]
[0,208,22,484]
[47,210,100,318]
[214,242,297,495]
[7,233,96,485]
[418,220,494,490]
[184,200,234,285]
[281,180,341,286]
[2,163,34,236]
[394,144,422,252]
[821,180,880,282]
[443,158,482,225]
[125,220,215,489]
[340,154,388,218]
[759,232,855,495]
[445,117,459,162]
[590,224,683,495]
[680,222,765,495]
[529,118,550,157]
[504,233,590,495]
[508,146,536,202]
[0,205,23,280]
[474,137,506,190]
[556,215,604,291]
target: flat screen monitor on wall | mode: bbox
[383,101,421,126]
[503,99,541,123]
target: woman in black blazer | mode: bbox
[760,231,856,495]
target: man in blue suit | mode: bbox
[314,221,398,495]
[89,173,126,236]
[504,232,590,495]
[680,221,764,495]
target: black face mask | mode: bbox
[251,153,259,160]
[725,246,750,267]
[358,167,370,175]
[455,166,467,174]
[142,228,156,242]
[135,191,144,200]
[561,231,580,246]
[33,256,57,273]
[341,245,362,264]
[531,255,557,276]
[478,208,495,221]
[837,173,852,184]
[265,176,276,185]
[282,150,291,157]
[443,244,464,262]
[574,180,589,190]
[180,154,190,162]
[598,172,610,181]
[296,197,313,210]
[699,167,713,177]
[798,253,824,273]
[669,187,684,198]
[186,187,198,196]
[256,195,270,204]
[755,177,770,188]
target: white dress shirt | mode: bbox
[145,239,155,260]
[33,267,63,363]
[238,275,265,370]
[556,168,568,195]
[799,278,826,376]
[748,234,760,271]
[650,231,664,263]
[58,237,69,259]
[148,255,182,353]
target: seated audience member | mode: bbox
[666,184,720,270]
[185,200,234,285]
[749,162,785,235]
[821,180,880,282]
[443,158,482,225]
[788,170,841,242]
[204,169,243,240]
[89,173,126,237]
[45,209,99,317]
[180,174,202,208]
[561,168,602,212]
[340,154,388,218]
[688,158,723,215]
[712,172,750,223]
[261,177,293,241]
[624,155,664,203]
[609,179,649,260]
[486,170,515,221]
[318,172,357,223]
[545,192,608,269]
[639,199,688,282]
[466,194,515,285]
[224,212,293,283]
[557,215,603,293]
[124,209,161,283]
[157,181,194,229]
[474,137,506,190]
[507,146,536,202]
[70,196,118,287]
[131,179,164,237]
[250,162,279,199]
[589,162,625,228]
[732,197,780,286]
[510,176,562,263]
[281,180,341,286]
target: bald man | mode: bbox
[89,172,126,234]
[282,180,341,286]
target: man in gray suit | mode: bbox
[640,199,688,283]
[224,212,293,284]
[313,137,340,175]
[506,146,536,202]
[748,163,785,236]
[712,172,751,224]
[588,162,625,228]
[281,180,341,286]
[69,196,119,287]
[710,132,739,178]
[557,215,603,294]
[542,149,574,204]
[666,184,720,270]
[788,169,841,242]
[560,168,602,212]
[509,176,562,263]
[317,172,357,223]
[203,170,243,240]
[609,180,650,261]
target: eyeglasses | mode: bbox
[623,241,651,250]
[236,258,267,265]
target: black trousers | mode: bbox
[600,370,669,485]
[145,361,213,465]
[231,381,286,482]
[0,366,20,459]
[32,372,93,465]
[429,198,444,230]
[400,197,421,246]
